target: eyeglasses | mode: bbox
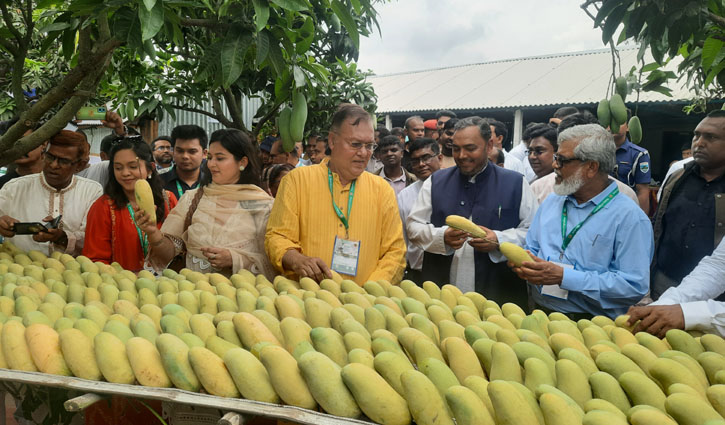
[527,148,551,157]
[345,140,378,152]
[553,154,581,167]
[43,151,78,167]
[154,146,173,152]
[411,154,437,165]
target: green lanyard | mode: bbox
[328,168,356,238]
[560,187,619,253]
[175,181,184,199]
[126,204,149,257]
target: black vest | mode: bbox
[422,164,528,306]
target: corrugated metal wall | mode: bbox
[86,95,262,156]
[158,96,262,138]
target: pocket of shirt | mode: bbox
[582,233,614,269]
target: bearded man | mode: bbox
[508,124,653,319]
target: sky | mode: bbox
[357,0,610,75]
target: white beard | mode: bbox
[553,168,586,196]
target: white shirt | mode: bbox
[503,152,526,176]
[652,237,725,337]
[530,172,639,205]
[0,173,102,255]
[76,160,109,188]
[508,144,537,183]
[397,180,424,270]
[657,157,694,201]
[406,165,538,293]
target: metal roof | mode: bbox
[368,47,692,114]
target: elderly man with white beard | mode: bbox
[508,124,653,319]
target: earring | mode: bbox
[239,165,245,171]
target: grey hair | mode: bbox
[404,115,423,129]
[453,116,492,142]
[558,124,616,174]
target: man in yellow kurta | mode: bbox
[265,103,406,284]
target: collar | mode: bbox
[381,167,406,183]
[616,138,632,151]
[39,172,76,194]
[566,180,618,208]
[466,161,489,183]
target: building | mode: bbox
[369,47,717,182]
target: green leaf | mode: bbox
[331,0,359,48]
[252,0,270,32]
[295,15,315,54]
[142,0,157,11]
[293,65,306,88]
[350,0,362,14]
[139,0,164,41]
[39,22,71,33]
[61,28,76,61]
[702,37,725,70]
[270,0,308,12]
[594,0,625,26]
[256,30,270,66]
[601,4,627,44]
[267,39,286,76]
[220,26,252,88]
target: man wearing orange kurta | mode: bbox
[265,103,406,285]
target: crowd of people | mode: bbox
[0,102,724,338]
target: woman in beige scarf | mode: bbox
[137,129,275,278]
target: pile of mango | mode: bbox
[0,241,724,425]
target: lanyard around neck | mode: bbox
[560,187,619,252]
[126,203,149,257]
[328,168,356,238]
[175,180,184,199]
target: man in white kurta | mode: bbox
[397,138,444,279]
[0,130,102,255]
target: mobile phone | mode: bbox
[11,215,61,235]
[76,106,107,120]
[12,222,47,235]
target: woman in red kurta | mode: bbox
[83,137,177,272]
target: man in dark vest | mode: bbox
[652,110,725,300]
[406,117,538,306]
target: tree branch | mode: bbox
[221,89,246,131]
[253,95,288,139]
[0,3,23,47]
[179,18,230,30]
[708,11,725,28]
[173,103,235,128]
[0,35,117,166]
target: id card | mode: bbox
[331,236,360,276]
[539,261,572,300]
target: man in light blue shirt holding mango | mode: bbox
[509,124,653,319]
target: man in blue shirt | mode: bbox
[612,108,652,214]
[509,124,653,318]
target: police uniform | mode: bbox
[613,138,651,189]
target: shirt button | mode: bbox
[691,223,696,228]
[685,245,689,249]
[719,223,724,227]
[460,201,465,206]
[698,202,703,206]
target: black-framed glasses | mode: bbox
[553,153,581,167]
[43,151,79,167]
[411,154,436,165]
